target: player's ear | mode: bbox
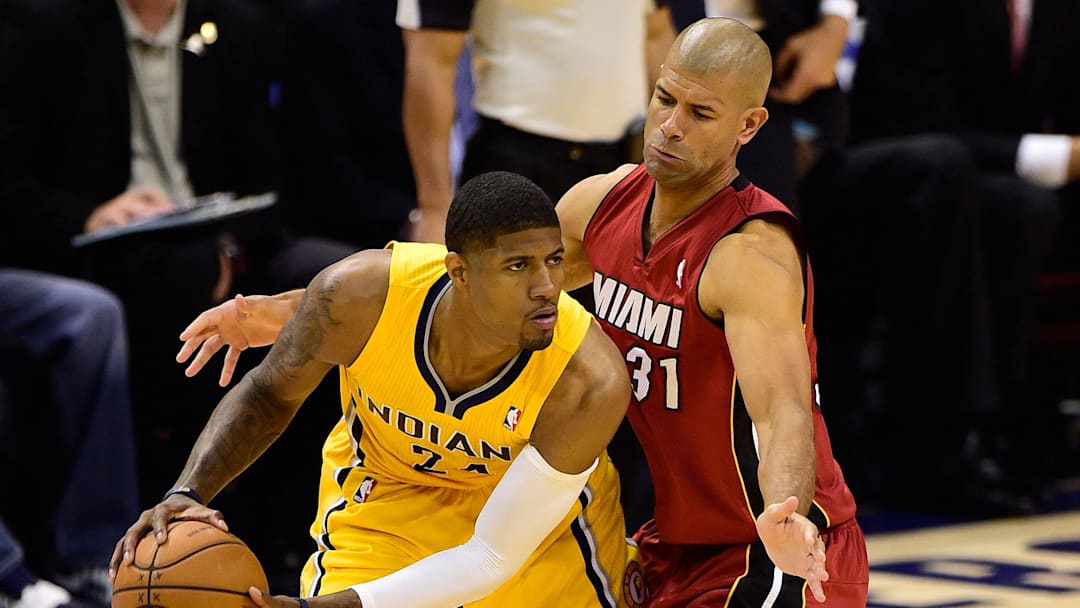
[446,252,468,285]
[736,106,768,145]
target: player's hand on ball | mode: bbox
[109,494,228,580]
[112,521,265,607]
[755,496,828,602]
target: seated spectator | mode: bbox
[0,0,354,584]
[0,270,139,608]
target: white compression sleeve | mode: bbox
[820,0,858,21]
[1016,133,1071,188]
[349,445,598,608]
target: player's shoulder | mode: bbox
[567,164,638,200]
[557,164,638,225]
[310,248,393,311]
[563,322,631,400]
[700,220,804,315]
[712,219,799,270]
[297,249,393,362]
[535,320,630,442]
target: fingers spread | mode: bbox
[767,496,799,523]
[185,334,224,377]
[808,579,826,603]
[150,509,172,544]
[210,510,229,532]
[109,537,126,578]
[176,333,209,362]
[249,587,267,607]
[221,347,241,386]
[180,310,221,341]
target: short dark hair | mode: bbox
[445,171,559,255]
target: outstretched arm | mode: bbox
[176,249,397,384]
[699,220,828,601]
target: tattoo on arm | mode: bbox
[279,276,342,371]
[179,375,292,501]
[181,276,343,500]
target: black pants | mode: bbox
[461,116,630,206]
[802,135,1060,507]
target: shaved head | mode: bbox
[666,18,772,108]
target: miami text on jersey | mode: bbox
[593,271,683,348]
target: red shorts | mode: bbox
[631,518,869,607]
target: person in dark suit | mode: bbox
[1,0,284,275]
[0,0,353,585]
[807,0,1068,511]
[852,0,1075,268]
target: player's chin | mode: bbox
[521,330,554,352]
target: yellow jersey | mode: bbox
[302,242,634,607]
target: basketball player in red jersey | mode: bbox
[555,17,869,606]
[177,17,868,607]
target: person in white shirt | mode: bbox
[395,0,671,533]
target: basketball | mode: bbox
[112,520,268,608]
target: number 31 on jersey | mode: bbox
[625,346,679,410]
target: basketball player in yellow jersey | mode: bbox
[110,171,639,608]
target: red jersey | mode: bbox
[583,164,857,545]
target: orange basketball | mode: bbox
[112,520,268,608]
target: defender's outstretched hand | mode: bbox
[755,496,828,602]
[177,293,286,386]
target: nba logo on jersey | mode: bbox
[503,406,521,431]
[355,477,377,503]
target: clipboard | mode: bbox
[72,192,278,248]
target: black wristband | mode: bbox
[163,486,204,504]
[296,598,310,608]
